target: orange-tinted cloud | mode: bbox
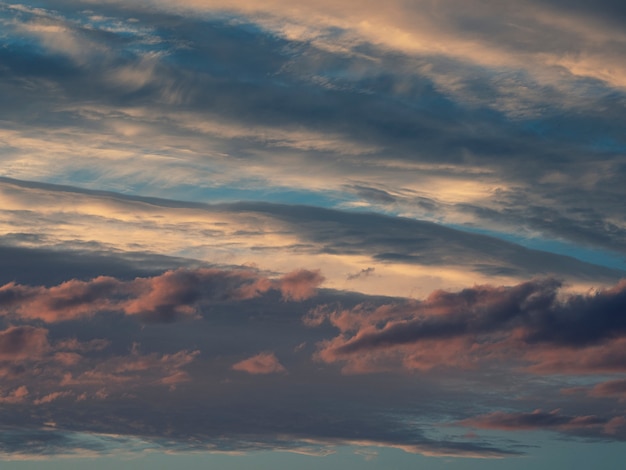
[277,269,325,301]
[0,385,29,404]
[232,352,287,374]
[59,347,199,392]
[460,409,626,437]
[312,278,626,374]
[0,326,49,360]
[589,379,626,401]
[524,337,626,374]
[0,268,324,323]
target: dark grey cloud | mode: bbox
[322,278,626,360]
[529,0,626,27]
[347,185,397,204]
[347,267,375,281]
[0,242,200,286]
[457,186,626,256]
[590,379,626,399]
[224,201,626,282]
[3,176,624,283]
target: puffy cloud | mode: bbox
[0,267,323,323]
[277,269,325,301]
[0,277,122,322]
[0,386,29,404]
[232,352,287,374]
[314,278,626,373]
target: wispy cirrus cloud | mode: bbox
[460,409,626,439]
[1,0,626,260]
[1,178,622,301]
[2,0,626,466]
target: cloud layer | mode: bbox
[1,0,626,466]
[1,0,625,259]
[0,245,624,460]
[0,267,323,322]
[312,279,626,375]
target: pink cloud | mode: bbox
[0,326,49,360]
[232,352,287,374]
[311,279,626,374]
[459,409,626,437]
[55,338,110,353]
[52,352,82,366]
[59,347,199,389]
[33,391,72,405]
[524,337,626,374]
[589,379,626,401]
[0,268,324,323]
[0,385,29,404]
[0,334,199,406]
[277,269,324,301]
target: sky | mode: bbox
[1,0,626,468]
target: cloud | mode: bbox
[0,244,529,458]
[232,352,287,374]
[58,347,200,392]
[1,1,626,261]
[523,337,626,374]
[314,278,626,373]
[0,267,323,323]
[0,337,200,407]
[0,243,193,287]
[589,379,626,401]
[33,391,72,405]
[277,269,325,301]
[0,427,159,459]
[0,326,49,360]
[4,178,623,303]
[0,244,625,459]
[0,386,29,405]
[1,1,626,464]
[226,202,626,283]
[79,0,626,101]
[460,409,626,438]
[346,267,375,281]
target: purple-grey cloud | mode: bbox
[0,267,324,323]
[315,278,626,373]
